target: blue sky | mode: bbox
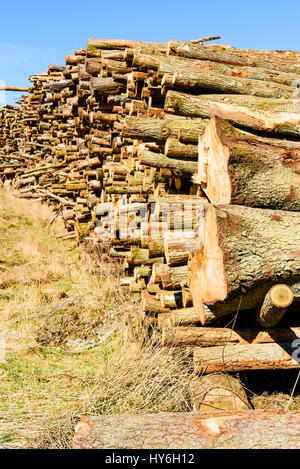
[1,0,299,105]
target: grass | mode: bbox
[0,188,194,449]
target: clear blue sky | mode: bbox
[1,0,299,105]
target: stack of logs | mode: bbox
[1,37,300,411]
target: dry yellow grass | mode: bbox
[0,188,194,449]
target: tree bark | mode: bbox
[73,410,300,449]
[170,307,201,326]
[167,41,300,74]
[165,137,198,159]
[121,116,206,144]
[164,90,300,138]
[90,77,125,96]
[160,264,189,290]
[168,71,294,99]
[141,296,170,316]
[162,56,300,87]
[162,326,300,347]
[196,117,300,210]
[189,204,300,324]
[139,148,197,175]
[87,38,167,54]
[194,342,300,373]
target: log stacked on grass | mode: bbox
[1,36,300,388]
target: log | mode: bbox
[0,86,30,92]
[168,70,294,99]
[164,90,300,138]
[190,374,250,412]
[87,38,167,54]
[189,204,300,324]
[160,264,189,290]
[194,342,300,373]
[160,290,182,308]
[121,116,207,144]
[258,284,294,328]
[73,411,300,449]
[167,41,300,74]
[170,307,201,326]
[163,57,300,88]
[139,148,197,175]
[165,137,198,159]
[164,238,199,266]
[141,296,170,315]
[196,117,300,210]
[157,312,172,329]
[90,77,125,95]
[162,326,300,347]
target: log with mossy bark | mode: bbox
[105,186,152,195]
[162,326,300,347]
[164,137,198,159]
[195,117,300,210]
[121,116,207,144]
[194,342,300,373]
[189,204,300,324]
[160,264,189,290]
[139,147,198,175]
[73,411,300,449]
[164,90,300,138]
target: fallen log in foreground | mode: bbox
[73,410,300,449]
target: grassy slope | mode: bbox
[0,189,193,448]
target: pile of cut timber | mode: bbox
[1,36,300,412]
